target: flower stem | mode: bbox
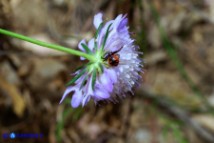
[0,28,95,61]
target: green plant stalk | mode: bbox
[0,28,96,61]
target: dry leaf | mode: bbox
[0,76,26,117]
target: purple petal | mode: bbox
[103,15,124,51]
[71,90,83,108]
[89,80,95,94]
[85,76,94,96]
[99,72,113,92]
[75,74,86,84]
[94,88,110,100]
[93,13,103,29]
[105,69,117,83]
[82,95,91,107]
[117,17,128,33]
[81,77,94,106]
[104,34,122,52]
[88,38,95,51]
[98,20,114,47]
[112,14,123,30]
[117,17,130,43]
[78,39,86,51]
[117,16,132,44]
[60,86,75,104]
[104,15,131,51]
[78,39,86,60]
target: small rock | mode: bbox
[28,59,66,89]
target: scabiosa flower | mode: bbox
[60,13,143,108]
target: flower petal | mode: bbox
[88,38,95,51]
[112,14,123,30]
[60,86,75,104]
[78,39,86,60]
[82,95,91,107]
[94,88,110,100]
[99,71,113,92]
[80,76,95,107]
[86,77,94,95]
[98,20,114,47]
[71,90,83,108]
[117,17,131,43]
[117,17,128,33]
[104,34,122,52]
[93,13,103,29]
[78,39,86,51]
[105,68,117,83]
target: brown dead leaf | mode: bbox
[0,75,25,117]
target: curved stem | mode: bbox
[0,28,96,61]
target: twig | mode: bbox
[137,87,214,143]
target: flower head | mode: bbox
[60,13,143,108]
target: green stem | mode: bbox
[0,28,95,61]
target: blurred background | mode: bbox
[1,0,214,143]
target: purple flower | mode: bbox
[60,13,143,108]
